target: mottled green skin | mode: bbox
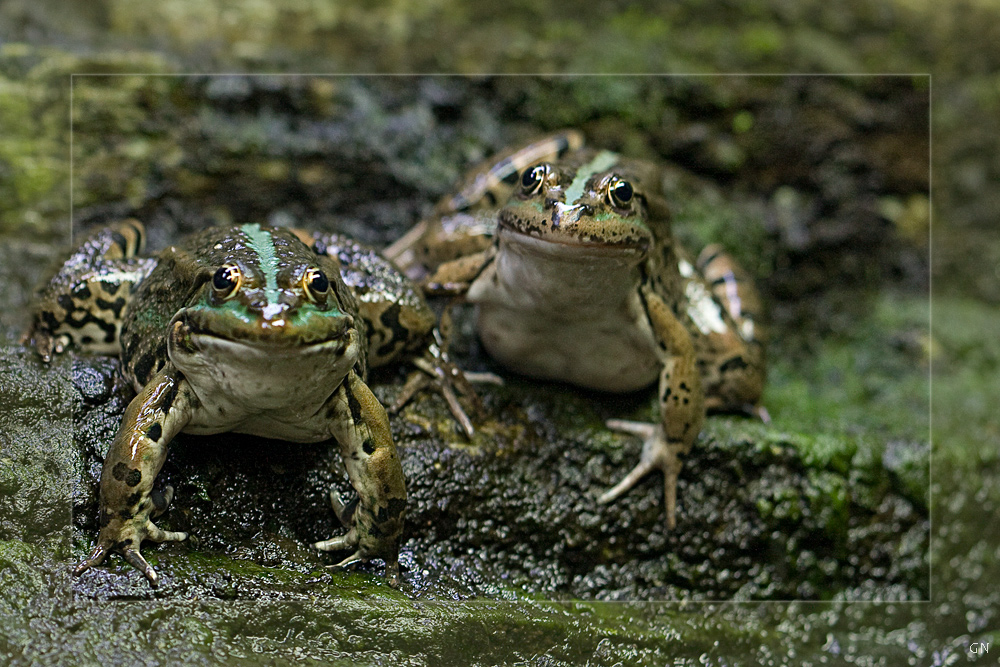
[27,222,425,586]
[121,225,366,391]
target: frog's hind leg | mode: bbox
[695,244,768,419]
[24,219,155,362]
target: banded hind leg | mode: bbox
[24,219,156,361]
[695,244,767,417]
[383,129,584,278]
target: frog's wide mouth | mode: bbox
[170,309,354,351]
[497,219,648,258]
[498,206,650,255]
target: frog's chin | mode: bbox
[169,318,359,367]
[170,310,353,350]
[497,220,648,258]
[169,322,361,414]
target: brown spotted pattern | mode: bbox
[24,219,155,361]
[31,221,412,586]
[388,138,768,529]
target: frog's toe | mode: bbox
[73,542,111,577]
[394,329,485,438]
[322,548,400,587]
[600,419,684,530]
[22,326,60,363]
[150,485,176,517]
[314,533,356,552]
[122,546,160,587]
[330,550,363,569]
[327,488,359,528]
[145,520,188,545]
[605,418,658,440]
[394,364,475,438]
[314,532,401,586]
[383,556,401,587]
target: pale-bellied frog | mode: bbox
[387,135,767,529]
[24,220,463,586]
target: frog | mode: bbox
[24,219,470,587]
[387,134,767,529]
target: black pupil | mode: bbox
[612,180,633,205]
[309,270,329,293]
[213,266,237,291]
[522,165,544,190]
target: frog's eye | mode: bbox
[520,164,550,196]
[606,177,634,208]
[212,264,242,298]
[302,267,330,301]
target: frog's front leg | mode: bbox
[599,288,705,530]
[422,246,497,296]
[315,370,406,586]
[74,369,195,586]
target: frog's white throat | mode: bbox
[467,225,661,393]
[169,329,361,440]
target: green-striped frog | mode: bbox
[386,132,767,529]
[25,220,465,587]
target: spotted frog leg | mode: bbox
[23,219,155,361]
[694,244,768,420]
[74,369,195,586]
[314,371,406,585]
[599,287,705,529]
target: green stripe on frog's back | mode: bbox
[564,150,619,204]
[242,223,282,301]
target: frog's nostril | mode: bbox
[261,302,286,320]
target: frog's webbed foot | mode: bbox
[314,489,401,586]
[20,325,66,363]
[392,327,500,439]
[73,517,188,588]
[599,419,687,530]
[320,542,400,588]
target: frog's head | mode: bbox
[497,150,665,259]
[167,224,362,392]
